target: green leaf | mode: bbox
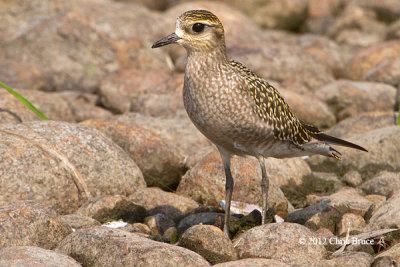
[0,80,48,120]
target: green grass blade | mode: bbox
[0,80,48,120]
[398,101,400,125]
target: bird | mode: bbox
[152,10,367,237]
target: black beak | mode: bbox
[151,32,180,48]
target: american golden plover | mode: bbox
[152,10,367,236]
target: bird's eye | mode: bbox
[192,23,205,33]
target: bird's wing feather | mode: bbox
[230,60,311,146]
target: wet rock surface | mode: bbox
[1,0,400,265]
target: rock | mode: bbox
[177,152,299,218]
[368,190,400,229]
[81,119,186,189]
[178,224,237,264]
[313,172,342,193]
[314,251,374,267]
[292,34,345,76]
[342,170,363,187]
[286,200,332,225]
[326,111,396,139]
[279,89,336,128]
[76,195,147,224]
[371,256,397,267]
[0,89,75,123]
[327,4,386,47]
[307,126,400,178]
[128,187,199,222]
[58,91,113,122]
[0,60,47,91]
[145,214,175,235]
[337,213,366,236]
[0,4,118,92]
[387,19,400,40]
[0,201,72,250]
[356,0,400,23]
[98,69,171,114]
[344,40,400,85]
[163,227,178,243]
[377,242,400,264]
[0,246,81,267]
[212,258,290,267]
[115,112,210,158]
[177,212,225,235]
[234,223,326,265]
[56,226,210,266]
[365,195,387,217]
[0,121,145,214]
[363,58,400,87]
[122,223,152,235]
[229,41,335,91]
[320,188,373,217]
[360,171,400,197]
[245,0,309,30]
[316,80,396,121]
[304,207,342,233]
[60,214,101,230]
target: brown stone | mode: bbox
[178,224,237,264]
[0,121,145,214]
[0,201,72,250]
[56,226,210,266]
[0,246,81,267]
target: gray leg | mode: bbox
[258,156,269,224]
[218,147,233,237]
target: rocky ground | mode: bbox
[0,0,400,266]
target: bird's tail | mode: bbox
[301,123,368,160]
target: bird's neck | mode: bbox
[186,45,229,71]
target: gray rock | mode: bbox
[0,201,72,250]
[56,226,210,266]
[234,223,326,265]
[178,224,237,264]
[337,213,366,236]
[177,212,225,235]
[342,170,363,187]
[361,171,400,197]
[212,258,290,266]
[377,242,400,265]
[177,152,296,219]
[60,214,101,230]
[368,190,400,229]
[316,80,396,121]
[0,246,81,267]
[0,120,145,214]
[129,187,199,222]
[371,256,397,267]
[115,112,210,159]
[307,126,400,179]
[344,40,400,86]
[76,195,147,224]
[312,251,374,267]
[0,89,75,123]
[145,214,175,235]
[326,111,396,139]
[81,119,186,190]
[320,187,373,217]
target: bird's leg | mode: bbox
[218,147,233,237]
[258,156,269,224]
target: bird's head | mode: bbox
[152,10,225,52]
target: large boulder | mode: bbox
[56,226,210,266]
[0,120,145,213]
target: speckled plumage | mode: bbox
[152,9,367,236]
